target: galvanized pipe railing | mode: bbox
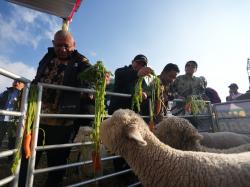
[25,82,138,187]
[0,68,216,187]
[0,67,30,187]
[25,82,215,187]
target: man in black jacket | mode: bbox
[108,54,152,114]
[108,54,152,185]
[19,30,93,187]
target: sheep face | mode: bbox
[100,109,148,154]
[155,117,202,150]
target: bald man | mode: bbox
[20,30,92,187]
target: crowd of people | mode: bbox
[0,29,246,186]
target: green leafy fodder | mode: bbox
[148,74,161,131]
[185,95,206,115]
[11,85,38,173]
[78,61,111,172]
[131,77,144,112]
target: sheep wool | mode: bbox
[154,117,203,151]
[155,117,250,153]
[200,131,250,149]
[100,109,250,187]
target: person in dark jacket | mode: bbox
[108,54,152,185]
[19,30,93,187]
[205,87,221,104]
[0,80,24,149]
[108,54,152,115]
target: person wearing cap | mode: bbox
[108,54,152,185]
[108,54,153,115]
[226,83,242,101]
[0,80,24,150]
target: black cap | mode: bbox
[133,54,148,65]
[228,83,238,89]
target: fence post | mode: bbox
[11,83,30,187]
[25,84,43,187]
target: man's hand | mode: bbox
[105,73,111,84]
[142,92,147,100]
[138,67,153,77]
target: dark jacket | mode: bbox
[0,87,22,123]
[108,65,148,115]
[0,87,22,110]
[33,47,92,114]
[205,87,221,104]
[0,88,10,109]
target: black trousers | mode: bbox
[19,124,79,187]
[0,121,16,149]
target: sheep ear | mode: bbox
[191,133,203,141]
[188,133,203,141]
[127,125,147,146]
[197,134,203,140]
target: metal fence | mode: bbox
[0,68,31,187]
[213,100,250,135]
[25,82,140,187]
[1,67,217,187]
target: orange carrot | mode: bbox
[155,99,161,115]
[149,120,155,132]
[92,151,102,172]
[23,132,32,159]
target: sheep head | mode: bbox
[100,109,148,154]
[154,117,203,151]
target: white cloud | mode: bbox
[0,56,36,92]
[0,4,61,49]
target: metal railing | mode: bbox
[170,99,217,132]
[213,99,250,134]
[0,67,31,187]
[25,82,141,187]
[1,67,216,187]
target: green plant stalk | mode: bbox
[79,61,108,155]
[150,77,156,121]
[11,85,39,173]
[26,86,38,134]
[186,95,206,115]
[150,75,161,120]
[11,137,22,173]
[78,61,110,167]
[131,77,143,112]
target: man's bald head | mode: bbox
[54,30,74,41]
[52,30,76,59]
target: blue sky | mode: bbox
[1,0,250,101]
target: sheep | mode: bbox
[154,117,250,153]
[100,109,250,187]
[200,131,250,149]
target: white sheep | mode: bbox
[100,109,250,187]
[200,131,250,149]
[154,117,250,153]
